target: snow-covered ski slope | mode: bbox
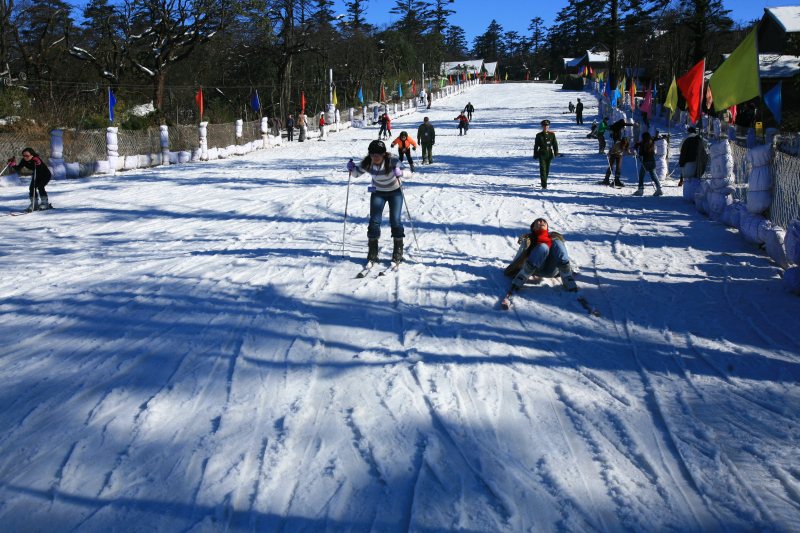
[1,83,799,532]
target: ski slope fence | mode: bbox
[0,80,475,181]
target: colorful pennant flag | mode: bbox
[763,82,781,124]
[108,88,117,122]
[677,59,705,124]
[332,88,338,106]
[397,82,402,98]
[380,83,386,102]
[357,85,364,104]
[664,76,678,115]
[709,28,760,112]
[300,91,306,113]
[250,91,260,113]
[195,87,204,121]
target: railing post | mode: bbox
[49,129,66,179]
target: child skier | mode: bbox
[8,147,53,212]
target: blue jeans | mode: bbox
[525,239,570,278]
[638,160,661,189]
[368,189,404,239]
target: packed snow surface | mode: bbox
[1,83,799,532]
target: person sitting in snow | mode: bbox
[501,218,577,306]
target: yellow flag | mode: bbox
[709,27,760,112]
[332,89,338,106]
[664,76,678,113]
[505,72,508,80]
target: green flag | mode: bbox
[709,27,760,112]
[664,76,678,115]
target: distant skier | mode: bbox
[454,112,469,135]
[286,114,295,142]
[318,112,326,140]
[391,131,418,172]
[463,102,474,121]
[417,117,436,164]
[501,217,577,309]
[297,112,307,142]
[346,139,405,267]
[533,119,558,189]
[575,98,584,124]
[597,117,608,153]
[8,147,53,212]
[568,101,575,113]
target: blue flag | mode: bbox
[611,88,621,107]
[357,85,363,104]
[108,88,117,122]
[397,83,403,98]
[250,91,261,112]
[764,82,782,125]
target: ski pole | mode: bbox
[341,163,353,257]
[0,163,10,176]
[398,179,420,253]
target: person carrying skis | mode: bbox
[417,117,436,164]
[601,137,629,187]
[533,119,558,189]
[8,147,53,212]
[633,131,663,196]
[463,102,474,121]
[454,112,469,135]
[575,98,584,124]
[391,131,418,172]
[346,139,405,265]
[501,218,577,309]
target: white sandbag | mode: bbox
[208,147,219,160]
[749,166,773,192]
[710,175,734,191]
[655,138,668,156]
[65,162,81,178]
[746,144,771,167]
[655,159,668,180]
[708,191,733,220]
[138,154,151,167]
[178,151,191,163]
[720,201,745,228]
[123,155,139,170]
[784,267,800,295]
[710,158,734,182]
[747,190,771,214]
[785,219,800,264]
[763,225,789,269]
[191,149,201,162]
[709,140,731,157]
[683,177,701,203]
[168,152,178,164]
[94,160,111,174]
[739,212,768,244]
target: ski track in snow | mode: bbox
[1,83,799,532]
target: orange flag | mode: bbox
[300,91,306,113]
[677,59,705,124]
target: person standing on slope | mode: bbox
[575,98,584,124]
[601,137,629,187]
[417,117,436,164]
[297,111,307,142]
[533,119,558,189]
[8,147,53,212]
[501,218,577,309]
[463,102,475,121]
[391,131,418,172]
[346,140,405,265]
[633,132,663,196]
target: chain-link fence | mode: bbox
[728,142,751,204]
[775,133,800,157]
[169,125,199,152]
[240,120,261,144]
[62,129,107,164]
[207,123,236,149]
[770,150,800,229]
[0,132,50,163]
[117,128,161,157]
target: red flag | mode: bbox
[195,87,204,120]
[411,79,416,96]
[380,83,386,101]
[300,91,306,113]
[677,59,705,124]
[448,75,452,85]
[729,105,737,124]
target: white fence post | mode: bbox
[49,129,66,179]
[159,125,170,165]
[199,122,208,160]
[261,117,270,147]
[107,127,119,174]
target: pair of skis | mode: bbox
[7,205,55,216]
[356,261,400,278]
[501,289,600,316]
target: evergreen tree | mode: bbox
[472,20,504,62]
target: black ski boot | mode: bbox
[39,193,52,210]
[391,238,404,264]
[367,238,379,263]
[613,177,625,187]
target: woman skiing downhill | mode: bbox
[8,147,53,212]
[501,218,577,309]
[346,139,405,268]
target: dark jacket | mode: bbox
[417,122,436,144]
[636,138,656,163]
[11,156,52,182]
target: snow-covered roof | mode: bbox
[718,53,800,78]
[765,6,800,33]
[565,50,609,69]
[566,57,583,68]
[563,57,575,68]
[586,50,609,63]
[483,62,498,76]
[441,59,484,75]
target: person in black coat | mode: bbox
[575,98,584,124]
[8,147,53,212]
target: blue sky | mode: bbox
[61,0,796,46]
[331,0,797,44]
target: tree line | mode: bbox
[0,0,756,131]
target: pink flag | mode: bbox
[640,84,652,114]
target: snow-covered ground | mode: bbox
[1,83,799,532]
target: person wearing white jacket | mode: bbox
[347,139,406,264]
